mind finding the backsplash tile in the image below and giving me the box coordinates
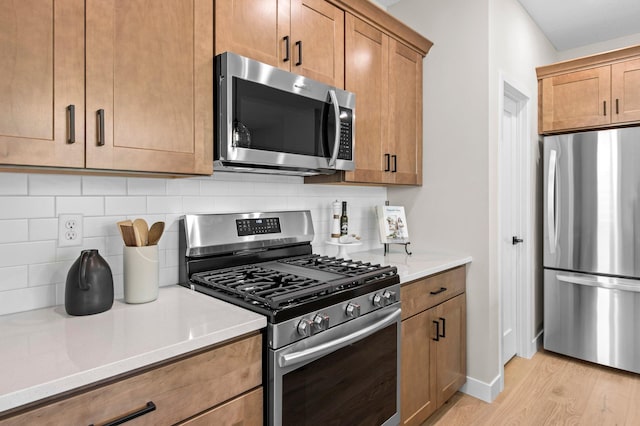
[0,172,387,316]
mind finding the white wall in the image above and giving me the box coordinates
[557,32,640,61]
[386,0,494,387]
[0,172,386,316]
[387,0,556,400]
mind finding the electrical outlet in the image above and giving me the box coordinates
[58,214,83,247]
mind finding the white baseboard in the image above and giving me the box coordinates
[459,374,501,403]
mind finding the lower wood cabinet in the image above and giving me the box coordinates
[0,333,262,425]
[401,267,466,426]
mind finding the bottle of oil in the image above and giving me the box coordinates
[340,201,348,236]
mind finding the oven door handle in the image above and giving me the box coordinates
[278,308,401,368]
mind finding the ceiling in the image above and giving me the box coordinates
[376,0,640,51]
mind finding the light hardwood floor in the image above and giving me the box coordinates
[422,349,640,425]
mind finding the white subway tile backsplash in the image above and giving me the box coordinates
[0,266,28,291]
[57,197,104,216]
[105,197,147,215]
[83,176,127,195]
[0,172,386,315]
[0,173,28,195]
[127,178,166,195]
[29,218,59,241]
[29,175,81,196]
[167,178,200,196]
[0,197,55,219]
[0,285,57,316]
[0,220,28,243]
[28,261,71,287]
[0,241,56,268]
[147,196,182,214]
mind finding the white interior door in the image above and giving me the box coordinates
[501,95,520,364]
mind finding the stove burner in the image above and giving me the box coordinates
[190,255,397,312]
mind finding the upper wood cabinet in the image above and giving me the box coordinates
[85,0,213,174]
[0,0,85,168]
[306,14,427,186]
[537,45,640,134]
[216,0,344,87]
[0,0,213,175]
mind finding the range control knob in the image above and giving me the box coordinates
[382,290,396,304]
[346,302,361,318]
[297,318,314,337]
[373,293,385,308]
[312,313,330,332]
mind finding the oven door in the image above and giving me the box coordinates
[269,304,401,426]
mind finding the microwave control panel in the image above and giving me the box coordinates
[338,108,353,161]
[236,217,282,236]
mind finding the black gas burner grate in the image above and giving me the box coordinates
[278,254,392,276]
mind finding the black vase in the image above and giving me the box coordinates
[65,249,114,316]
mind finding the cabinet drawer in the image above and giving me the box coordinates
[2,333,262,426]
[180,387,262,426]
[401,266,465,320]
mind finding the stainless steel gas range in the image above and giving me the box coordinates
[179,210,401,426]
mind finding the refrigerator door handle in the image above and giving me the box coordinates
[547,149,558,254]
[557,273,640,293]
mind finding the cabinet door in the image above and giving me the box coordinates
[290,0,344,87]
[611,58,640,124]
[387,39,422,185]
[180,387,263,426]
[85,0,213,175]
[401,310,437,426]
[344,15,388,184]
[215,0,290,70]
[541,67,611,133]
[434,293,466,407]
[0,0,84,168]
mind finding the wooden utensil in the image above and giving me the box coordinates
[116,220,133,241]
[133,218,149,246]
[148,221,165,246]
[120,224,137,247]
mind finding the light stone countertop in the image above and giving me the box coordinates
[0,286,266,414]
[0,249,471,415]
[345,248,472,284]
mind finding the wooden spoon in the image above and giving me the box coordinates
[148,221,165,246]
[116,220,133,241]
[133,218,149,246]
[120,224,137,247]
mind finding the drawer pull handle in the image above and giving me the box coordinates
[432,320,440,341]
[430,287,447,295]
[90,401,156,426]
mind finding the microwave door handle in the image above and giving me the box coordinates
[328,89,341,168]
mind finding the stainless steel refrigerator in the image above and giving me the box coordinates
[543,127,640,374]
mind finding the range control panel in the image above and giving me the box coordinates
[236,217,281,236]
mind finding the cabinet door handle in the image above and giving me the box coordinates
[97,109,105,146]
[430,287,447,295]
[384,153,390,172]
[432,320,440,341]
[295,40,302,66]
[616,98,619,115]
[67,105,75,144]
[603,100,607,116]
[439,317,446,338]
[89,401,156,426]
[392,155,397,172]
[283,36,290,62]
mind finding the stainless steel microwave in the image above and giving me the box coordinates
[215,52,355,176]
